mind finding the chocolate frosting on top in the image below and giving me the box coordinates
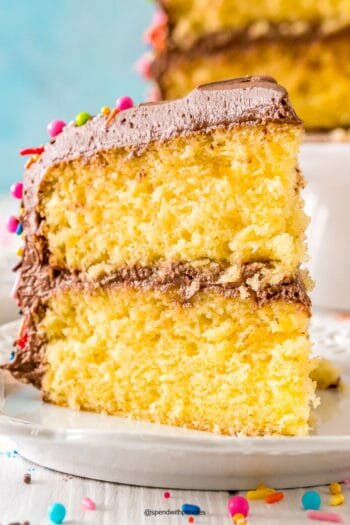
[26,76,301,184]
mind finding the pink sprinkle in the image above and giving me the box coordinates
[135,55,152,79]
[82,497,96,511]
[116,96,134,111]
[6,215,19,233]
[343,479,350,485]
[306,510,344,523]
[47,120,66,138]
[228,496,249,518]
[163,491,170,499]
[10,182,23,200]
[153,10,167,26]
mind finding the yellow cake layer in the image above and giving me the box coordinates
[40,287,315,436]
[158,33,350,130]
[161,0,350,48]
[41,123,306,280]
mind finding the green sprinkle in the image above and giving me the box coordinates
[75,112,91,126]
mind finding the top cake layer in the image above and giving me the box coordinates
[24,75,300,235]
[26,75,299,176]
[159,0,350,48]
[18,77,306,304]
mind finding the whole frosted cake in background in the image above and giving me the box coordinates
[143,1,350,130]
[5,76,317,436]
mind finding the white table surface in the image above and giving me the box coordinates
[0,439,349,524]
[0,196,349,524]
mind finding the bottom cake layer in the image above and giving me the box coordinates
[17,286,315,437]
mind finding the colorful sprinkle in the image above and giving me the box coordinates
[232,514,247,525]
[163,491,170,499]
[330,493,345,506]
[116,96,134,111]
[144,10,168,51]
[181,503,200,515]
[48,502,66,523]
[23,473,31,484]
[82,497,96,511]
[306,510,344,523]
[265,491,284,504]
[16,333,28,350]
[20,146,45,156]
[16,223,23,236]
[75,112,91,126]
[101,106,111,116]
[188,518,194,524]
[343,479,350,485]
[10,351,15,361]
[330,483,342,495]
[10,182,23,199]
[228,496,249,518]
[47,120,66,138]
[302,491,321,511]
[247,487,275,500]
[6,215,19,233]
[24,154,39,169]
[135,54,152,79]
[153,10,167,26]
[105,107,120,128]
[16,245,24,257]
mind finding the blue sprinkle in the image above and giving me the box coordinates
[302,490,321,510]
[16,223,23,235]
[182,503,201,515]
[48,502,66,524]
[10,351,15,361]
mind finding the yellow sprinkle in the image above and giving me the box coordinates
[19,207,24,217]
[329,482,342,495]
[232,514,246,525]
[330,493,345,506]
[101,105,111,116]
[105,106,121,128]
[246,488,275,500]
[24,154,39,170]
[16,246,24,257]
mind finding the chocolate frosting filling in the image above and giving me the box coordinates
[7,261,310,389]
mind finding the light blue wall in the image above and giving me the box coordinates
[0,0,154,193]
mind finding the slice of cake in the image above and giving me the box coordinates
[145,2,350,130]
[6,77,317,436]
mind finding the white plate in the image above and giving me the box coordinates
[0,312,350,490]
[301,141,350,310]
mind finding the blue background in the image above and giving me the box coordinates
[0,0,153,193]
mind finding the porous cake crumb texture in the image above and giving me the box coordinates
[41,124,306,279]
[41,288,316,436]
